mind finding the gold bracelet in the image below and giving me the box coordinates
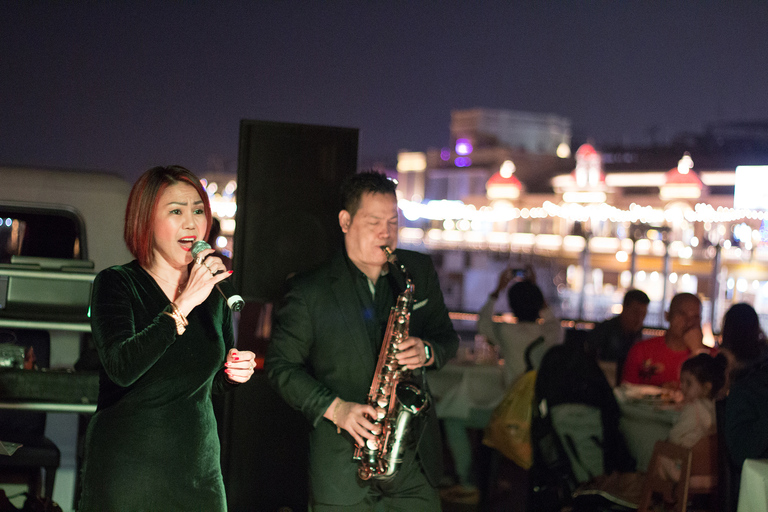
[332,399,344,434]
[170,303,188,327]
[163,302,188,335]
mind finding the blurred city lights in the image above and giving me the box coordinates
[500,160,516,178]
[556,142,571,158]
[455,138,473,155]
[454,156,472,167]
[677,152,694,175]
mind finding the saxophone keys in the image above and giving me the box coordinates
[366,439,379,450]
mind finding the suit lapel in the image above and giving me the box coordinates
[328,254,376,372]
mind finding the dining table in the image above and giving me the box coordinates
[614,383,681,472]
[737,458,768,512]
[427,353,507,427]
[426,350,508,492]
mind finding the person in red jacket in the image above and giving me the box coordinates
[622,292,711,388]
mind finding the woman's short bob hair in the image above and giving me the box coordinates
[124,165,212,268]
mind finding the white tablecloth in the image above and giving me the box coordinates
[614,386,680,472]
[738,459,768,512]
[426,360,506,421]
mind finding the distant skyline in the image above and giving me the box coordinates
[2,2,767,183]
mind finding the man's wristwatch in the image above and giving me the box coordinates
[423,343,432,364]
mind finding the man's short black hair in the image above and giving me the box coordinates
[623,289,650,308]
[507,280,545,322]
[340,171,397,218]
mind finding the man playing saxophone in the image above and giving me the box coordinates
[266,171,459,511]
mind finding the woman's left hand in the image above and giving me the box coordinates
[224,348,256,383]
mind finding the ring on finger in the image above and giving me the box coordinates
[195,256,205,265]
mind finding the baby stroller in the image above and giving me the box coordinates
[528,331,635,512]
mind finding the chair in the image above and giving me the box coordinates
[638,434,718,512]
[689,433,718,503]
[0,329,61,501]
[638,440,691,512]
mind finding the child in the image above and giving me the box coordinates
[668,353,728,448]
[657,353,727,484]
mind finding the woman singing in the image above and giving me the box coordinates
[79,165,255,511]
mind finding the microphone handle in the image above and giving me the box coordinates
[212,270,244,311]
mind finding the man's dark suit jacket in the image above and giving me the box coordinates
[266,249,459,505]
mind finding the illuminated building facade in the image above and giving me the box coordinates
[397,111,768,334]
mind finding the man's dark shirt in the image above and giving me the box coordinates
[345,254,400,351]
[587,315,643,384]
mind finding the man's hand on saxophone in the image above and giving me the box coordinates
[395,337,435,369]
[323,397,381,447]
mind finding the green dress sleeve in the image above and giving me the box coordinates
[91,267,179,387]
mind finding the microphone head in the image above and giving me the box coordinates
[191,240,212,259]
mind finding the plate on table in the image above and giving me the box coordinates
[620,383,664,401]
[620,383,679,407]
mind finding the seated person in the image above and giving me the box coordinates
[622,292,712,388]
[720,303,768,501]
[670,353,727,448]
[477,267,563,387]
[587,289,649,386]
[440,268,560,501]
[646,353,727,481]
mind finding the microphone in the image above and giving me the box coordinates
[191,240,244,312]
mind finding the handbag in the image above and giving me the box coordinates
[482,369,537,469]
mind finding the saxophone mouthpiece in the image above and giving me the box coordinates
[382,246,395,262]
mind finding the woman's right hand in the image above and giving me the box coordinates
[174,247,232,317]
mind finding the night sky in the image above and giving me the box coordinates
[2,2,767,183]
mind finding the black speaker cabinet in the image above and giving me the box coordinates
[233,119,359,303]
[220,120,358,511]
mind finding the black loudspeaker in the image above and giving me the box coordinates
[233,119,359,303]
[215,374,311,512]
[219,120,358,511]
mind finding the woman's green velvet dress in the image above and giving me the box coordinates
[79,260,235,511]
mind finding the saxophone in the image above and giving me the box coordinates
[353,246,429,480]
